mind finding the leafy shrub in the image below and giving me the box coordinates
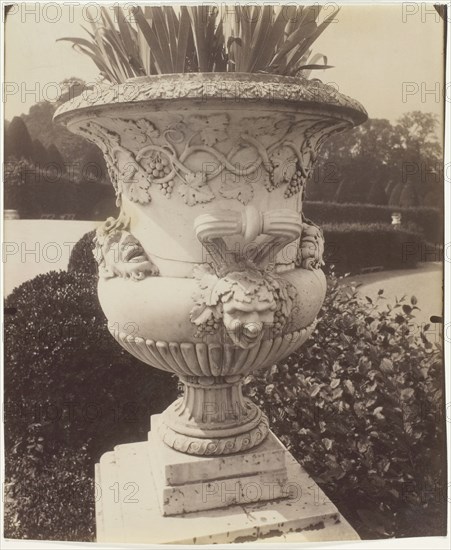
[323,223,424,274]
[4,157,35,212]
[304,201,443,243]
[244,277,445,539]
[4,446,94,541]
[68,230,97,275]
[4,270,178,540]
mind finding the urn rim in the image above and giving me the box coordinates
[53,72,368,126]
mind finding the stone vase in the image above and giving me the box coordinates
[55,73,367,457]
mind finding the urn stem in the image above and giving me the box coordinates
[158,376,270,455]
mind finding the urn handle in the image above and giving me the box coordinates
[194,206,302,272]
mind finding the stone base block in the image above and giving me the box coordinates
[148,414,289,514]
[95,424,360,544]
[149,415,287,485]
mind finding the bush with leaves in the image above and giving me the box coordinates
[68,230,98,275]
[323,223,424,274]
[304,201,443,243]
[4,270,178,540]
[244,277,445,539]
[4,446,94,541]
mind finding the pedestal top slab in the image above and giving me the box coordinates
[150,414,286,485]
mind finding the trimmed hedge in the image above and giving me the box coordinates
[4,271,178,540]
[68,230,98,276]
[323,223,425,274]
[5,179,115,220]
[304,202,443,243]
[4,446,94,541]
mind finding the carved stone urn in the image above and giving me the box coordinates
[55,73,367,458]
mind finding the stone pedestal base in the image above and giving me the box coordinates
[95,415,360,544]
[149,415,288,515]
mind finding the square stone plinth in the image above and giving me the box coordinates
[95,427,360,544]
[148,415,289,514]
[148,415,287,516]
[149,415,287,486]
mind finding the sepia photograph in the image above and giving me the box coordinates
[1,1,449,547]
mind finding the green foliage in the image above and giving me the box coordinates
[74,182,118,221]
[31,139,50,166]
[244,278,445,538]
[322,223,423,274]
[4,271,178,540]
[68,230,98,276]
[304,201,443,243]
[307,113,442,208]
[366,181,387,206]
[224,5,337,75]
[388,183,403,207]
[3,155,115,219]
[59,5,336,83]
[5,116,33,160]
[399,183,419,208]
[20,88,109,174]
[4,157,35,211]
[4,446,94,541]
[4,77,113,219]
[80,145,109,183]
[47,143,65,171]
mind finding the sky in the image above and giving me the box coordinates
[3,3,446,126]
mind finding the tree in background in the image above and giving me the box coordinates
[388,183,403,207]
[399,183,419,208]
[32,139,49,166]
[18,77,108,181]
[4,77,114,219]
[80,146,108,183]
[367,180,388,205]
[394,111,442,204]
[47,144,66,172]
[308,112,442,208]
[4,79,114,219]
[5,117,33,161]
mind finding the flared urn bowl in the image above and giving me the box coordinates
[55,73,367,455]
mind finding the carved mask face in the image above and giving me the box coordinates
[102,230,147,265]
[98,230,156,280]
[222,294,276,349]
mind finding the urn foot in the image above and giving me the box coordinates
[158,375,270,455]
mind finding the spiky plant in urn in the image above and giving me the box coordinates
[55,5,367,539]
